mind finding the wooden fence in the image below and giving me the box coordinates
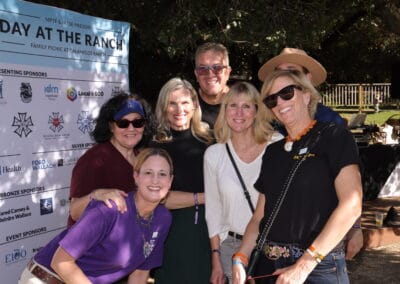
[321,83,396,108]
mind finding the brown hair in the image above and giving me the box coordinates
[134,148,173,176]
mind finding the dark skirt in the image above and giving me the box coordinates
[154,205,211,284]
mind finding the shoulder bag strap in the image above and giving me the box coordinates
[226,143,255,213]
[247,123,333,276]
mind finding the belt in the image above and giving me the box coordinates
[27,259,64,284]
[228,231,243,240]
[263,241,345,261]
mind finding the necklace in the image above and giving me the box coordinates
[134,197,155,258]
[284,120,317,152]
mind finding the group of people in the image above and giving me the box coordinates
[19,43,363,284]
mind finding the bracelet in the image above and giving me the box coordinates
[211,249,221,255]
[232,252,248,267]
[232,259,245,267]
[307,245,325,263]
[352,224,361,229]
[193,193,199,225]
[306,249,321,263]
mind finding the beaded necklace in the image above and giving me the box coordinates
[134,198,155,258]
[284,120,317,152]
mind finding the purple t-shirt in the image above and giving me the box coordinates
[35,192,171,283]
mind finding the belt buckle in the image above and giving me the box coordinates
[27,259,36,271]
[263,244,290,260]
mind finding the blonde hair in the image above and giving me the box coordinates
[154,77,214,144]
[260,70,321,122]
[214,81,274,144]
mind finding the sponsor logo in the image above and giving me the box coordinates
[4,247,27,264]
[48,112,64,132]
[77,111,95,134]
[20,82,32,103]
[78,89,104,97]
[32,159,58,170]
[40,198,53,215]
[66,86,77,101]
[12,112,34,137]
[111,86,122,96]
[0,164,22,176]
[44,83,59,100]
[56,156,79,167]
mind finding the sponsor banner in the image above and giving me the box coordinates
[0,0,130,282]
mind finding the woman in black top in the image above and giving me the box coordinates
[151,77,214,284]
[232,70,362,284]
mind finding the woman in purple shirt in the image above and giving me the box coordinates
[19,148,173,284]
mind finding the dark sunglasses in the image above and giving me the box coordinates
[195,65,227,76]
[263,84,302,109]
[114,118,146,129]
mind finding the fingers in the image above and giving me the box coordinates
[95,189,128,213]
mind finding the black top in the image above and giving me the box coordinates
[150,129,208,193]
[254,122,360,247]
[198,95,221,128]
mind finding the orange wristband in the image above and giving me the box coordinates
[232,252,248,267]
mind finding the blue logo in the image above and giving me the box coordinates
[4,248,27,264]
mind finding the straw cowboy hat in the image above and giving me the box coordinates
[258,47,327,86]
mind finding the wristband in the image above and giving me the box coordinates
[352,224,361,229]
[232,252,248,267]
[307,245,325,263]
[193,193,199,224]
[211,249,221,255]
[232,259,245,267]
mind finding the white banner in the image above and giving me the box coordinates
[0,1,130,282]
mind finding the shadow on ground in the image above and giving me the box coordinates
[347,243,400,283]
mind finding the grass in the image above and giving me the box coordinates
[334,108,399,126]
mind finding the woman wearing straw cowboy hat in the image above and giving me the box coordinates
[232,69,362,284]
[258,47,345,127]
[257,48,363,260]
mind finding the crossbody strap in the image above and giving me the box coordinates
[226,143,255,213]
[254,122,334,251]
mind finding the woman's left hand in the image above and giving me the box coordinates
[273,254,317,284]
[92,189,129,213]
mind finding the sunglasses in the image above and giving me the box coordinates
[195,65,227,76]
[263,84,302,109]
[114,118,146,129]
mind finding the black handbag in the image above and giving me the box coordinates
[246,123,332,278]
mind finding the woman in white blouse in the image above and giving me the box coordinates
[204,81,283,283]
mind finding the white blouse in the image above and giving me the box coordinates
[204,132,283,242]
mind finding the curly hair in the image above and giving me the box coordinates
[91,92,155,150]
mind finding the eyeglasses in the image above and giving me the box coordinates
[263,84,302,109]
[195,65,227,76]
[114,118,146,128]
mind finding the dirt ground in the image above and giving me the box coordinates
[347,242,400,283]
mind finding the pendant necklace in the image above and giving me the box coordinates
[284,120,317,152]
[134,198,155,258]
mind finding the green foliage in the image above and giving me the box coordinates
[28,0,400,102]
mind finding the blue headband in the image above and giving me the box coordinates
[113,99,145,120]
